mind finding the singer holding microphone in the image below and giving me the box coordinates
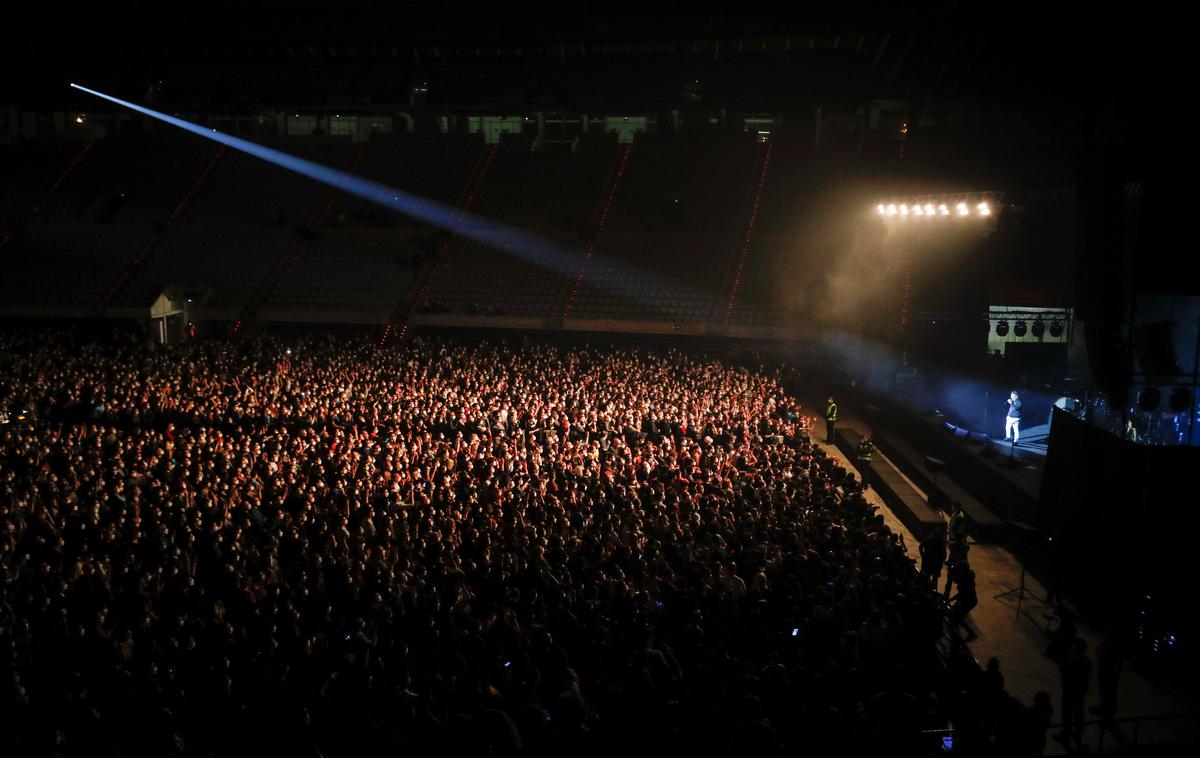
[1005,390,1022,445]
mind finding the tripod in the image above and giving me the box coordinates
[993,521,1049,619]
[993,562,1046,618]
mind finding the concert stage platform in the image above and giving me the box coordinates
[982,421,1050,462]
[856,394,1043,528]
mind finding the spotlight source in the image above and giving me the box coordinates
[1049,321,1065,338]
[887,204,897,216]
[1014,320,1027,337]
[957,202,969,216]
[996,320,1009,337]
[899,204,909,216]
[977,202,991,216]
[939,204,949,216]
[877,204,886,215]
[1032,320,1045,338]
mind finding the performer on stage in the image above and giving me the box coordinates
[1005,390,1022,444]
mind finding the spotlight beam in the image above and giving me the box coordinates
[69,82,679,299]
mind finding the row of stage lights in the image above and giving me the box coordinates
[994,319,1064,338]
[877,201,991,218]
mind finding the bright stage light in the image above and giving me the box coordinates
[877,197,995,221]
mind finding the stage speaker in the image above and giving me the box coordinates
[1137,387,1161,411]
[1134,320,1183,376]
[1169,386,1194,413]
[1083,320,1132,404]
[1053,396,1080,414]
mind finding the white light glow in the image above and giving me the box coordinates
[899,204,909,215]
[877,204,887,215]
[939,204,950,216]
[956,202,969,216]
[977,202,991,216]
[913,205,924,216]
[887,204,898,216]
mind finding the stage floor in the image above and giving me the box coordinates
[985,422,1050,460]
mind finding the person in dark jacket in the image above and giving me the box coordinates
[1005,391,1023,444]
[949,565,978,640]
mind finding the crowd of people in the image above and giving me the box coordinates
[1,330,1050,756]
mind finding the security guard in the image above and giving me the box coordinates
[824,395,838,443]
[947,502,969,543]
[856,434,874,462]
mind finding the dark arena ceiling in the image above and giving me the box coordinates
[2,1,1153,112]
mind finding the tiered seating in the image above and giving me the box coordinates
[423,239,577,316]
[468,138,614,230]
[603,134,758,235]
[570,234,728,322]
[338,136,485,225]
[114,227,290,309]
[0,224,149,307]
[182,140,352,228]
[269,230,417,314]
[420,138,614,317]
[4,131,816,330]
[108,136,218,225]
[27,135,213,226]
[561,135,760,323]
[0,141,88,225]
[726,234,791,327]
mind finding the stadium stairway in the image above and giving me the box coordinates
[561,142,633,317]
[386,142,497,343]
[100,144,228,306]
[722,139,773,325]
[243,142,370,317]
[0,141,95,255]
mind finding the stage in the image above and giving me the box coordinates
[983,421,1050,461]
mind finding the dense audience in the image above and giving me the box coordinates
[1,331,1042,756]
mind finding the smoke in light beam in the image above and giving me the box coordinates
[69,82,678,295]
